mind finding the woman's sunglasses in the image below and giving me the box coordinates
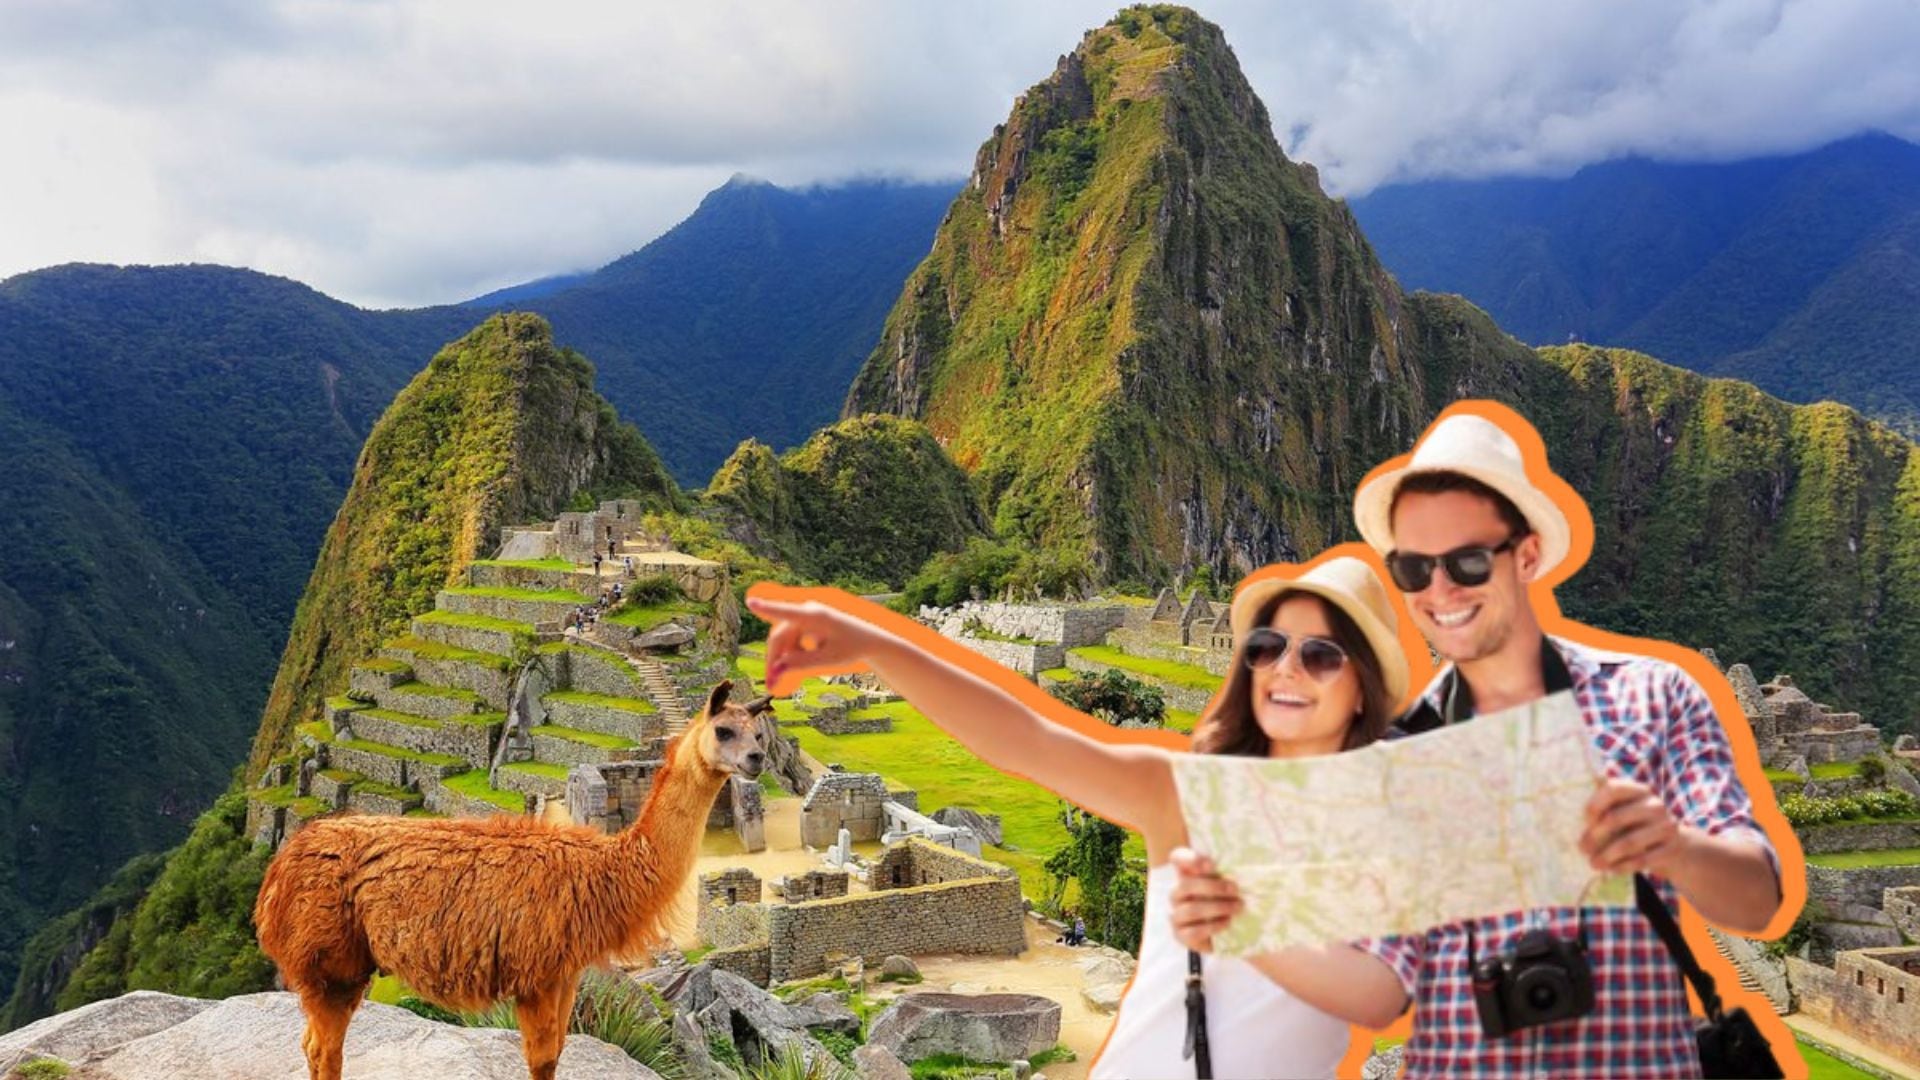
[1242,628,1349,682]
[1385,536,1520,592]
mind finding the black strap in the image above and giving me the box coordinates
[1183,949,1212,1078]
[1633,873,1724,1020]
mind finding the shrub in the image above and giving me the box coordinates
[1859,756,1888,785]
[462,969,682,1079]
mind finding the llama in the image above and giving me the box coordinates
[255,679,775,1080]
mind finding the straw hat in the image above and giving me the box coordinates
[1229,557,1410,703]
[1352,414,1571,581]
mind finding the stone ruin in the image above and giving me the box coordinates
[797,771,980,856]
[695,837,1026,986]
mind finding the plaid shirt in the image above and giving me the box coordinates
[1357,636,1779,1079]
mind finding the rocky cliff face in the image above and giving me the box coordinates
[848,5,1920,731]
[248,313,680,774]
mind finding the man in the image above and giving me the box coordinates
[1170,410,1785,1077]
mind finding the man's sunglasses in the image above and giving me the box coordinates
[1385,536,1520,592]
[1242,628,1349,682]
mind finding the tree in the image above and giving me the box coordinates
[1050,669,1165,728]
[1041,672,1158,947]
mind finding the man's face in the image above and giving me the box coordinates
[1390,489,1541,663]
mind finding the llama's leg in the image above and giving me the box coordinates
[297,982,365,1080]
[515,977,581,1080]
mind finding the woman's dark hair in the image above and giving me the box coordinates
[1190,591,1394,757]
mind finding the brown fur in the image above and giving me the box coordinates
[255,681,773,1080]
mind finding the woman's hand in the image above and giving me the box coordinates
[1169,847,1243,954]
[747,594,894,694]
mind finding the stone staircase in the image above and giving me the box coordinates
[248,554,714,847]
[630,654,693,736]
[1709,932,1771,1001]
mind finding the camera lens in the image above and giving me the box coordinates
[1515,967,1570,1016]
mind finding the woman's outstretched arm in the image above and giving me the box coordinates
[750,591,1183,847]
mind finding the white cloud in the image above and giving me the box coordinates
[2,0,1917,306]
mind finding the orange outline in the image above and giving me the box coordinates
[749,398,1810,1080]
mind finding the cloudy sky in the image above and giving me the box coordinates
[3,0,1917,308]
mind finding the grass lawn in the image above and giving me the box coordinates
[737,651,1143,901]
[442,769,525,812]
[1068,645,1223,691]
[416,610,535,634]
[1810,761,1863,780]
[1806,847,1920,869]
[500,760,571,780]
[529,724,636,750]
[544,689,657,713]
[1763,767,1804,784]
[607,599,710,631]
[385,634,511,671]
[1797,1036,1894,1079]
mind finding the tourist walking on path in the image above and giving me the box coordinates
[751,550,1417,1079]
[1169,406,1797,1079]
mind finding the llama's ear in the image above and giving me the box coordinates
[705,680,733,717]
[745,695,773,715]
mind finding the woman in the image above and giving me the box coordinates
[750,554,1412,1079]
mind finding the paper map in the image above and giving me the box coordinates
[1171,691,1631,954]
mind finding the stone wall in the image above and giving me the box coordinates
[780,870,850,902]
[567,760,664,832]
[1788,956,1837,1022]
[1786,728,1884,764]
[1807,864,1920,909]
[707,942,772,987]
[699,901,771,951]
[554,645,648,699]
[808,708,895,735]
[929,601,1131,649]
[1106,628,1231,677]
[1799,821,1920,855]
[950,637,1066,678]
[767,875,1025,983]
[1887,887,1920,940]
[868,837,1016,891]
[800,773,891,847]
[729,776,766,852]
[701,867,762,906]
[1831,948,1920,1064]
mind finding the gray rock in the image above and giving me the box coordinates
[867,993,1060,1065]
[931,808,1003,847]
[880,955,921,981]
[1361,1044,1405,1080]
[1811,919,1903,964]
[853,1042,912,1080]
[711,970,809,1055]
[0,990,217,1073]
[671,1010,739,1080]
[1077,954,1135,1014]
[788,992,860,1035]
[633,623,697,651]
[15,991,656,1079]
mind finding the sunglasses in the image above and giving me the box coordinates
[1242,628,1349,682]
[1385,536,1520,592]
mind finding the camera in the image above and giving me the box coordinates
[1470,928,1595,1039]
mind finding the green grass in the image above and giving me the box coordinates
[415,609,536,635]
[605,599,708,631]
[1764,767,1803,784]
[358,657,410,674]
[529,724,637,750]
[1806,847,1920,869]
[384,634,512,672]
[471,557,578,572]
[252,785,330,818]
[354,706,440,729]
[445,585,590,604]
[325,695,364,713]
[318,768,356,784]
[1797,1035,1893,1079]
[441,770,527,812]
[330,732,466,768]
[1037,667,1074,682]
[1810,761,1864,780]
[1068,645,1223,691]
[544,689,657,713]
[1166,707,1200,733]
[500,760,571,780]
[758,770,789,797]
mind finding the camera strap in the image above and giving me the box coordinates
[1632,873,1723,1020]
[1182,949,1213,1078]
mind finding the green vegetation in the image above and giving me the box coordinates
[470,557,578,572]
[1068,646,1222,691]
[899,538,1093,611]
[708,415,987,588]
[445,585,589,603]
[1797,1035,1896,1079]
[384,634,512,672]
[1781,789,1919,826]
[500,761,571,781]
[543,690,657,713]
[414,609,537,637]
[1050,668,1166,727]
[1806,847,1920,869]
[1764,767,1804,784]
[358,657,410,674]
[441,771,527,813]
[14,1059,72,1079]
[1810,761,1864,781]
[462,969,684,1078]
[605,598,709,631]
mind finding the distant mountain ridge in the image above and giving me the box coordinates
[1350,133,1920,436]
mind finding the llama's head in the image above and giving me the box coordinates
[689,680,775,779]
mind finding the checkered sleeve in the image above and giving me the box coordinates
[1659,665,1781,882]
[1352,931,1424,1003]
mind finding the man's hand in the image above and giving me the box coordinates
[1168,847,1242,954]
[1580,778,1690,877]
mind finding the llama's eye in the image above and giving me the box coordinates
[715,726,736,741]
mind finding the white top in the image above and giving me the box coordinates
[1090,865,1350,1080]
